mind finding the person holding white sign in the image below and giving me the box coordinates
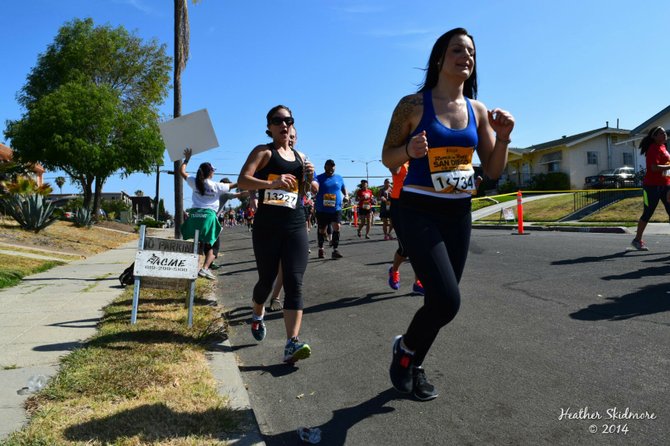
[238,105,318,364]
[179,148,230,280]
[381,27,514,401]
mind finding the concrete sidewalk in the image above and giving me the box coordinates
[0,231,264,445]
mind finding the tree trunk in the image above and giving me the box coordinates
[81,174,94,210]
[92,176,105,220]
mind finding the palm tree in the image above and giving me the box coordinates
[55,176,65,194]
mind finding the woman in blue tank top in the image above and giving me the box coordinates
[238,105,319,365]
[381,28,515,400]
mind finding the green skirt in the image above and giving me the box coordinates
[180,208,221,246]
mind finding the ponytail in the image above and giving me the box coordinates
[639,126,664,156]
[195,162,214,196]
[195,168,206,196]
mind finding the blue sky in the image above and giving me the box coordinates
[2,0,669,213]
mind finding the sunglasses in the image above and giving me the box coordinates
[269,116,295,126]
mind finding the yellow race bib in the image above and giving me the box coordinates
[427,146,476,193]
[264,174,299,208]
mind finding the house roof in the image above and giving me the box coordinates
[630,104,670,135]
[0,143,45,173]
[522,126,630,153]
[0,143,12,162]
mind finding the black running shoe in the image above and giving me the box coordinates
[412,366,438,401]
[331,249,343,259]
[251,319,266,341]
[389,335,414,393]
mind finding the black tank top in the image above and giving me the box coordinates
[254,144,305,229]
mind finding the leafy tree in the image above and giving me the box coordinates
[100,197,130,216]
[4,18,171,217]
[135,190,144,197]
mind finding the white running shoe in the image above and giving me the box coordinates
[198,268,216,280]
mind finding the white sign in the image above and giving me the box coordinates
[502,207,515,221]
[134,250,199,279]
[159,109,219,162]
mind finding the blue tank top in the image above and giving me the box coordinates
[403,90,478,199]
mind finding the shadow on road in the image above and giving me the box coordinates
[570,283,670,322]
[262,389,398,446]
[222,292,406,328]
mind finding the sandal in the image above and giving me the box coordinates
[269,297,283,312]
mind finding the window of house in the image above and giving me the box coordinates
[623,152,633,166]
[547,162,561,173]
[587,152,598,165]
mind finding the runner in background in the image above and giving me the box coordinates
[387,163,424,295]
[378,178,394,240]
[631,126,670,251]
[356,179,374,239]
[314,159,348,259]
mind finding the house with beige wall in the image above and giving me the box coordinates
[504,126,632,189]
[503,104,670,190]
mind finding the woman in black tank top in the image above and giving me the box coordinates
[237,105,319,364]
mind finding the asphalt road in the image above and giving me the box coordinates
[216,224,668,446]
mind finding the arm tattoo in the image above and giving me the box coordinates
[383,95,423,149]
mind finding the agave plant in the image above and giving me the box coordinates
[73,207,93,228]
[0,194,58,232]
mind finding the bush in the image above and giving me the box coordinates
[0,194,59,232]
[497,180,518,194]
[100,198,130,217]
[529,172,570,191]
[137,217,164,228]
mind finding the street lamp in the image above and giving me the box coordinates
[351,159,382,184]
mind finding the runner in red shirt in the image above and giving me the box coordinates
[356,180,375,239]
[632,126,670,250]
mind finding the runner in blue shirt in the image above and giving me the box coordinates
[314,159,349,259]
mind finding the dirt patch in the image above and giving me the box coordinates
[0,218,138,257]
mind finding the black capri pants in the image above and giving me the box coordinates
[389,198,408,258]
[397,194,471,366]
[251,224,308,310]
[640,184,670,222]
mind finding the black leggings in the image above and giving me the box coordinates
[389,199,408,257]
[640,185,670,222]
[251,225,308,310]
[397,198,471,366]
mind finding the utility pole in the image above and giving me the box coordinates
[172,0,189,238]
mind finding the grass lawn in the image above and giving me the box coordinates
[0,253,65,289]
[3,283,243,446]
[474,191,670,224]
[0,219,137,289]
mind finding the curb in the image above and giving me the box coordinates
[203,295,266,446]
[472,224,630,234]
